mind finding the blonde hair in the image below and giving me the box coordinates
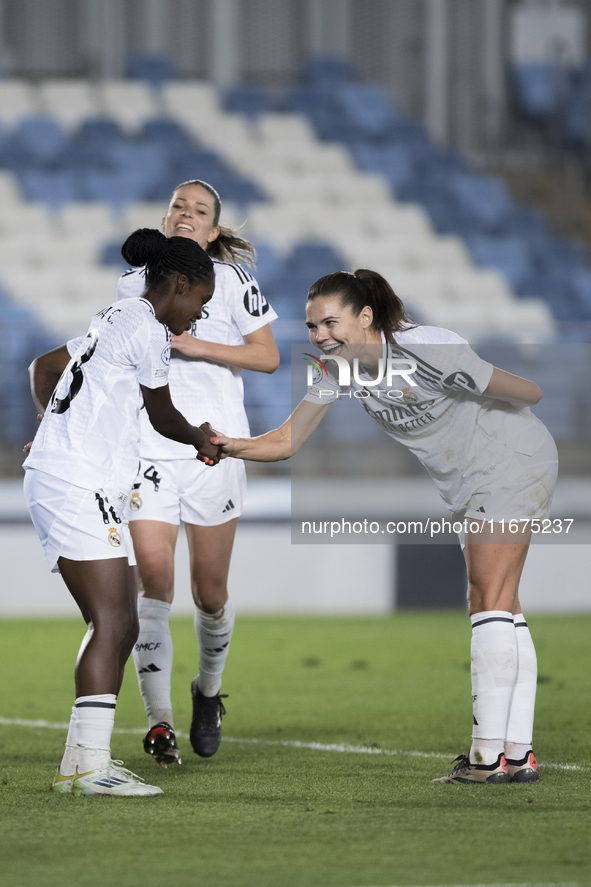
[173,179,256,266]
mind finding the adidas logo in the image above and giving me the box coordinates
[205,642,230,654]
[476,506,486,513]
[138,663,162,674]
[222,499,235,513]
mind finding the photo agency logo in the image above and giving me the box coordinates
[303,352,419,401]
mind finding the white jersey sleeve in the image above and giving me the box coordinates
[117,268,146,301]
[66,336,84,357]
[394,341,494,397]
[218,261,278,337]
[303,364,340,405]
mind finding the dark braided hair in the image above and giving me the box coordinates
[307,269,416,344]
[121,228,214,290]
[173,179,256,266]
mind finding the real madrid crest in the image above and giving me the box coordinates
[402,386,418,404]
[130,490,143,511]
[108,527,122,548]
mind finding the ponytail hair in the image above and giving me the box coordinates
[306,269,416,343]
[173,179,257,266]
[121,228,214,290]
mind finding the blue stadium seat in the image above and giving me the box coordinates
[449,174,513,229]
[74,117,126,147]
[19,170,80,207]
[349,144,415,189]
[224,86,274,116]
[251,241,285,289]
[466,235,534,289]
[100,240,128,269]
[569,269,591,313]
[126,54,177,88]
[54,141,110,172]
[560,64,591,147]
[107,143,168,181]
[516,275,590,321]
[285,242,345,279]
[16,115,66,160]
[513,63,569,121]
[334,84,398,138]
[304,56,355,84]
[81,169,153,207]
[263,277,311,318]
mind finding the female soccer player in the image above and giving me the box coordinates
[205,268,558,785]
[24,228,220,796]
[117,180,279,767]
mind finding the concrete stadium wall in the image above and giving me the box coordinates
[0,478,590,618]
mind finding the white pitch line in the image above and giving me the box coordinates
[0,717,585,771]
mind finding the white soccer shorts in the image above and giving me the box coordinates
[24,468,136,573]
[126,457,246,527]
[453,430,559,544]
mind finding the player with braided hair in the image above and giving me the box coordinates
[209,268,558,786]
[24,228,220,796]
[117,180,279,768]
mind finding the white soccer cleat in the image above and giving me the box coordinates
[51,766,74,794]
[71,760,164,797]
[433,753,510,784]
[507,750,539,783]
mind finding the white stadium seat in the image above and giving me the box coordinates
[161,82,221,119]
[97,80,159,133]
[59,203,118,239]
[0,171,24,204]
[0,203,54,236]
[0,80,40,128]
[256,113,317,145]
[122,202,169,235]
[38,80,100,131]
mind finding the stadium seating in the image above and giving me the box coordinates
[125,54,177,89]
[1,57,590,451]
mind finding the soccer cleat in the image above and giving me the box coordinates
[71,760,164,797]
[507,750,539,783]
[143,722,181,769]
[433,753,510,784]
[189,679,228,758]
[51,766,74,794]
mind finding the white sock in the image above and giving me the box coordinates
[470,610,517,766]
[59,706,78,776]
[75,622,94,669]
[75,694,116,772]
[133,598,174,729]
[60,624,96,775]
[195,598,235,697]
[505,613,537,761]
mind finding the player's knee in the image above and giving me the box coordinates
[193,582,228,613]
[138,562,174,600]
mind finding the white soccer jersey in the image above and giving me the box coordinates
[24,298,170,511]
[117,260,278,459]
[304,326,549,513]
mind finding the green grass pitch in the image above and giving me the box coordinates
[1,613,590,887]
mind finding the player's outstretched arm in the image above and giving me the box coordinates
[141,384,221,465]
[209,399,331,462]
[484,367,542,407]
[29,345,71,414]
[171,324,280,374]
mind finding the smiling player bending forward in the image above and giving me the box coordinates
[202,269,557,785]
